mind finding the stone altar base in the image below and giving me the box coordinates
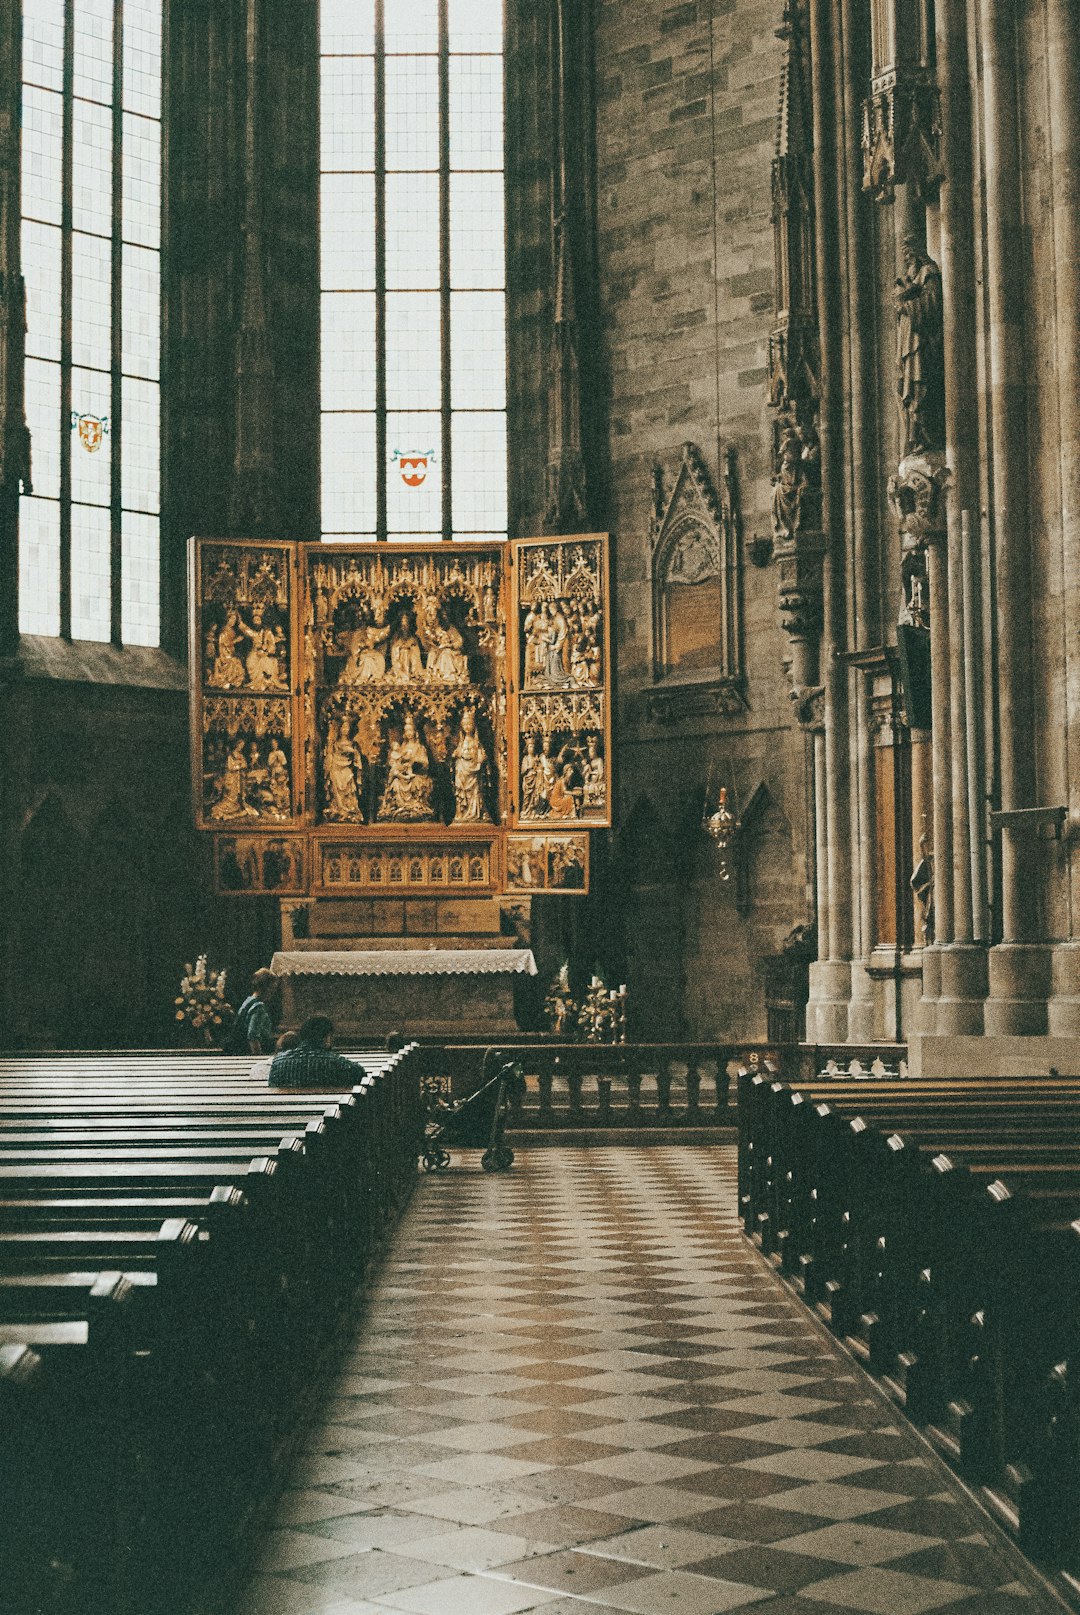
[273,896,536,1040]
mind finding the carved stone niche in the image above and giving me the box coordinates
[646,443,746,724]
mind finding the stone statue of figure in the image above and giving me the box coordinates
[895,238,944,457]
[378,712,435,821]
[452,708,490,823]
[772,426,806,541]
[428,617,469,684]
[389,609,425,684]
[324,715,364,821]
[340,620,389,685]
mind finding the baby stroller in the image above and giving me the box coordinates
[421,1050,523,1173]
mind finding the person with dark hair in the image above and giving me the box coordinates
[385,1030,406,1054]
[226,967,277,1054]
[268,1015,366,1087]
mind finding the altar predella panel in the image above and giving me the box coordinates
[189,536,611,897]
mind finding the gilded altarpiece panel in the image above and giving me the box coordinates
[191,541,301,833]
[510,535,611,829]
[189,536,611,895]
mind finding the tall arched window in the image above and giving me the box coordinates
[319,0,506,543]
[19,0,162,645]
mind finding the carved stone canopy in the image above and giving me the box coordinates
[648,443,745,718]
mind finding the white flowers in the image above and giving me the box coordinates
[176,954,232,1038]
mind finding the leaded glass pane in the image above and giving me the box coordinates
[122,244,160,380]
[21,86,63,226]
[121,510,160,645]
[321,0,375,55]
[321,413,377,535]
[451,412,507,533]
[320,172,377,290]
[385,293,441,411]
[24,359,61,500]
[72,230,113,371]
[321,293,377,411]
[386,411,442,533]
[385,172,440,290]
[122,113,161,249]
[448,0,503,53]
[451,293,506,411]
[22,220,62,360]
[448,57,503,170]
[321,55,375,172]
[73,0,113,105]
[70,365,112,507]
[72,99,113,237]
[385,57,440,171]
[19,497,61,636]
[384,0,438,54]
[122,0,162,118]
[70,502,111,641]
[121,376,160,513]
[22,0,64,92]
[449,172,505,290]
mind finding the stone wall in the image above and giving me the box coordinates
[594,0,807,1038]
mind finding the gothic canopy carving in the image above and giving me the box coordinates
[647,443,745,722]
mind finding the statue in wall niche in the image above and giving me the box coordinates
[324,715,364,821]
[910,821,935,944]
[520,731,542,817]
[378,713,435,821]
[452,708,490,823]
[895,238,944,457]
[772,422,815,541]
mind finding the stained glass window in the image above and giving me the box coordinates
[319,0,507,542]
[19,0,162,646]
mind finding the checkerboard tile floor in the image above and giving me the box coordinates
[228,1147,1065,1615]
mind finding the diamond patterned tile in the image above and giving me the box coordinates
[223,1149,1062,1615]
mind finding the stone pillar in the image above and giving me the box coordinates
[1046,0,1080,1035]
[980,0,1048,1034]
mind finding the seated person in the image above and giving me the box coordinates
[268,1014,366,1087]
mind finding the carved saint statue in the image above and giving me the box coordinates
[267,738,291,818]
[241,606,285,691]
[211,739,258,820]
[772,425,808,541]
[340,620,389,686]
[520,732,542,817]
[389,609,425,684]
[452,707,490,823]
[428,617,469,684]
[209,610,247,687]
[378,712,435,821]
[523,602,549,686]
[548,762,580,821]
[895,238,944,457]
[582,734,606,815]
[324,716,364,821]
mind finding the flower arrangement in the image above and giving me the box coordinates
[544,964,628,1044]
[544,962,577,1036]
[176,955,233,1046]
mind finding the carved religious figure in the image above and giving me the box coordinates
[209,610,247,688]
[378,713,435,821]
[340,620,389,686]
[267,737,291,817]
[548,762,580,821]
[894,239,944,456]
[241,606,285,690]
[452,708,490,823]
[544,600,573,688]
[523,603,549,686]
[772,424,812,541]
[211,740,258,820]
[520,732,542,817]
[429,616,469,684]
[324,716,364,821]
[536,735,559,813]
[389,609,425,684]
[582,734,606,815]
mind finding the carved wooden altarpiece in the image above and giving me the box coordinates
[189,536,611,897]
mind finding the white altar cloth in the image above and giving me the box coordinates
[270,948,537,978]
